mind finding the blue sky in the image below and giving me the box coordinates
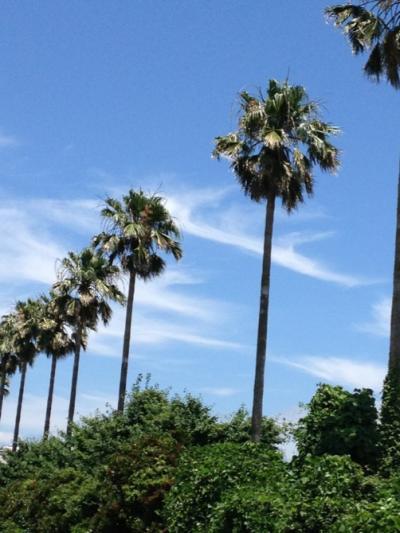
[1,0,400,444]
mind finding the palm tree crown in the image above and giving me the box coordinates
[93,189,182,278]
[0,314,18,377]
[327,1,400,88]
[0,314,19,420]
[213,79,340,209]
[38,292,75,360]
[13,299,43,365]
[53,248,125,330]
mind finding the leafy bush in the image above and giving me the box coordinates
[287,455,367,532]
[331,475,400,532]
[208,485,289,533]
[164,448,371,533]
[0,381,283,532]
[295,384,379,469]
[164,442,286,532]
[2,381,396,532]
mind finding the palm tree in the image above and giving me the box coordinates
[93,190,182,412]
[0,315,18,422]
[327,0,400,468]
[53,248,124,433]
[38,292,75,439]
[12,299,43,451]
[213,80,340,441]
[326,2,400,87]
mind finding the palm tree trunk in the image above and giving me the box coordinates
[0,367,6,422]
[251,192,276,442]
[43,353,57,439]
[67,324,82,435]
[117,271,136,412]
[388,169,400,375]
[12,362,27,452]
[381,168,400,462]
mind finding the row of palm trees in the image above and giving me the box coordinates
[0,80,341,449]
[2,0,400,452]
[0,191,182,450]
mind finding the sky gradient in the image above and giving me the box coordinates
[1,0,399,444]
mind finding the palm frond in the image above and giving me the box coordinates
[327,1,400,88]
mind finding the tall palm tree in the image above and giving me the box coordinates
[327,0,400,468]
[93,190,182,412]
[53,248,124,433]
[213,80,340,441]
[0,314,18,422]
[38,292,75,439]
[12,299,43,451]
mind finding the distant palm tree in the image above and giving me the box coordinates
[327,0,400,468]
[214,80,340,441]
[12,299,43,451]
[38,292,75,439]
[0,315,18,422]
[53,248,125,433]
[93,190,182,412]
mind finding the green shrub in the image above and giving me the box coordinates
[287,455,367,532]
[0,382,284,532]
[164,443,286,532]
[295,384,379,469]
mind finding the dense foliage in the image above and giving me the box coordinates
[0,380,282,532]
[1,382,400,532]
[295,384,379,470]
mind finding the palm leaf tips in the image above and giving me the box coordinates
[327,1,400,88]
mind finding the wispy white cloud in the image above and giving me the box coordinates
[0,185,370,360]
[199,387,239,397]
[274,355,385,390]
[0,131,19,148]
[0,391,113,445]
[91,303,244,356]
[0,207,64,285]
[0,185,370,288]
[134,270,220,322]
[30,198,100,234]
[165,189,371,287]
[0,198,238,352]
[356,297,391,337]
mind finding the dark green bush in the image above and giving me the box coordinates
[295,384,379,469]
[164,443,287,532]
[287,455,367,532]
